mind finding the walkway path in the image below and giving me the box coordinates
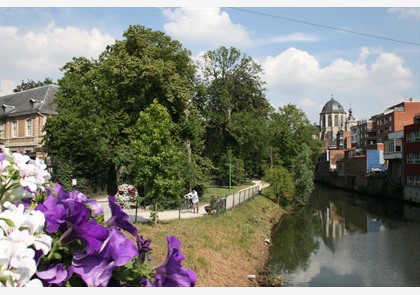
[98,180,268,223]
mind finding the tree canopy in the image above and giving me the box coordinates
[196,46,273,183]
[43,25,201,195]
[41,25,322,209]
[13,78,55,92]
[128,100,186,223]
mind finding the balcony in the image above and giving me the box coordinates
[384,138,402,160]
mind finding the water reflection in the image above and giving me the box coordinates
[268,183,420,287]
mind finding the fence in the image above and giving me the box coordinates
[206,183,263,216]
[225,185,261,210]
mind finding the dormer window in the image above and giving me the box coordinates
[30,99,42,109]
[2,104,15,113]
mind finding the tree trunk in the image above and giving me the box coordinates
[154,202,158,225]
[107,163,118,196]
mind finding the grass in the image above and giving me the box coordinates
[131,193,286,287]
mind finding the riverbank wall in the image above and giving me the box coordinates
[315,173,405,201]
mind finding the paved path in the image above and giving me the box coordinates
[98,180,268,223]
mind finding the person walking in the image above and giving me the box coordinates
[188,188,199,213]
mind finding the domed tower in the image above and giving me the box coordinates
[319,95,347,147]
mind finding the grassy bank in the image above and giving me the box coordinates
[133,194,286,287]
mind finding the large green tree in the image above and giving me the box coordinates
[128,100,185,224]
[196,46,272,183]
[269,104,322,168]
[267,104,322,205]
[290,143,315,205]
[262,166,296,206]
[43,25,200,194]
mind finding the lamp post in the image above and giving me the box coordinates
[229,154,232,193]
[184,109,191,190]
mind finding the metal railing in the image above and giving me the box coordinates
[226,185,260,209]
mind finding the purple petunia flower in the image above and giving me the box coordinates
[67,189,104,217]
[136,235,152,263]
[60,219,108,255]
[144,236,196,287]
[106,196,138,237]
[36,263,74,287]
[61,199,92,225]
[71,228,138,287]
[35,196,67,233]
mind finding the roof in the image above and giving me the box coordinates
[320,96,346,115]
[0,85,58,118]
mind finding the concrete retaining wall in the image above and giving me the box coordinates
[315,173,405,201]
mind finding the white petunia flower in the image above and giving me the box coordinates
[0,238,37,287]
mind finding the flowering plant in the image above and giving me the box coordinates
[115,184,138,209]
[0,145,196,287]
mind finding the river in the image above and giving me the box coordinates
[267,183,420,287]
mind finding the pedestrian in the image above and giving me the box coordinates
[188,188,199,213]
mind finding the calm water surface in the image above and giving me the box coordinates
[268,183,420,287]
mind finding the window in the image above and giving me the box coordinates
[407,152,420,164]
[12,121,18,138]
[0,123,4,139]
[328,115,332,127]
[26,118,32,136]
[407,174,420,186]
[407,130,420,143]
[334,114,339,127]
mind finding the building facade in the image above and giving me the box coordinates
[372,100,420,143]
[0,85,58,160]
[319,95,355,150]
[403,114,420,203]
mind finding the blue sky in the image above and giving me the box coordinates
[1,2,419,124]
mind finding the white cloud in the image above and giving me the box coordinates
[162,7,318,50]
[0,80,16,96]
[162,7,252,48]
[0,23,115,95]
[262,47,415,124]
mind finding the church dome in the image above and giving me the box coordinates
[320,96,346,115]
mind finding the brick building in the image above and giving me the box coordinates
[0,85,58,160]
[403,114,420,203]
[372,100,420,143]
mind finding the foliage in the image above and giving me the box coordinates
[262,166,295,206]
[128,100,186,223]
[265,104,322,207]
[13,78,54,92]
[290,143,315,205]
[0,146,195,287]
[40,24,320,207]
[269,104,322,169]
[196,46,272,181]
[43,25,198,196]
[51,159,74,191]
[177,105,214,196]
[215,150,246,186]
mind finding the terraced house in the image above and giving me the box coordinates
[0,84,58,161]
